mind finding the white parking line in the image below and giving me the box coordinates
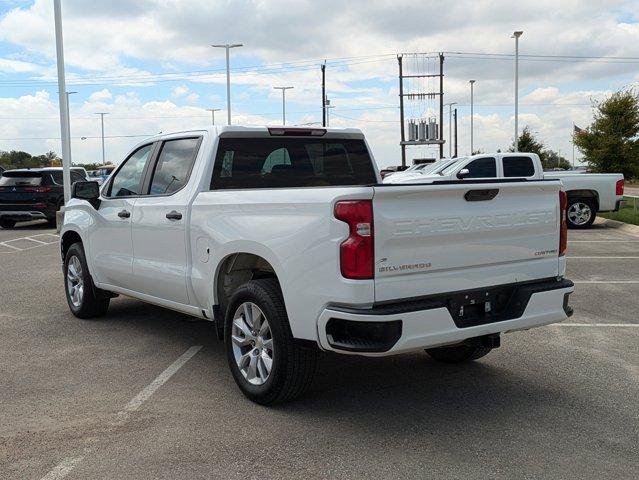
[40,456,84,480]
[0,233,59,253]
[39,345,203,480]
[569,256,639,259]
[568,240,639,243]
[555,323,639,327]
[573,280,639,284]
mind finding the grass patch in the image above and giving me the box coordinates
[599,196,639,225]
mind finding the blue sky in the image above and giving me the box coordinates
[0,0,638,167]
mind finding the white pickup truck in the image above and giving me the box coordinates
[385,153,624,229]
[61,127,574,404]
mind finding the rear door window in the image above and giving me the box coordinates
[464,157,496,178]
[149,137,200,195]
[211,138,376,189]
[503,156,535,177]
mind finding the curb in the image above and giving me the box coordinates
[594,216,639,236]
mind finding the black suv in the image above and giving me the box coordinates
[0,168,87,228]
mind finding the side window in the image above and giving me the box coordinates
[149,138,200,195]
[109,144,153,197]
[503,156,535,177]
[49,171,63,185]
[71,171,84,183]
[261,148,291,174]
[465,157,496,178]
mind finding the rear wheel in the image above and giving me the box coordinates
[567,198,596,229]
[64,242,110,318]
[0,219,16,229]
[426,344,493,363]
[225,279,318,404]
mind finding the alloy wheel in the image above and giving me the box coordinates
[231,302,274,385]
[66,255,84,308]
[567,201,592,226]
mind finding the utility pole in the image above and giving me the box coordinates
[211,43,243,125]
[54,0,71,204]
[453,108,458,158]
[273,86,293,125]
[321,61,326,127]
[326,103,335,127]
[95,113,108,166]
[398,55,406,168]
[469,80,476,154]
[206,108,221,125]
[444,102,457,158]
[512,31,523,151]
[439,53,445,159]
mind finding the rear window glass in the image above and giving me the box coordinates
[0,174,42,186]
[210,138,376,189]
[503,156,535,177]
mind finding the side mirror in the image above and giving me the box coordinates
[72,181,101,209]
[457,168,470,179]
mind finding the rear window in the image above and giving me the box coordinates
[503,156,535,177]
[0,173,42,186]
[210,138,377,189]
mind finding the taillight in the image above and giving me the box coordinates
[334,200,374,279]
[559,191,568,257]
[23,186,51,193]
[616,179,624,196]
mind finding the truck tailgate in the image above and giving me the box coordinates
[373,181,562,302]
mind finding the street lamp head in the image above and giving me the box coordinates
[469,79,476,84]
[212,43,243,48]
[512,31,523,38]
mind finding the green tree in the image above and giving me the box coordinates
[573,89,639,179]
[544,150,571,170]
[511,126,545,160]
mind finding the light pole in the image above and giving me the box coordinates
[95,112,108,165]
[206,108,221,125]
[54,0,71,204]
[444,102,457,158]
[65,91,77,167]
[469,80,476,154]
[211,43,243,125]
[512,30,523,151]
[273,86,293,125]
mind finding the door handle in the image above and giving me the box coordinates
[118,209,131,218]
[165,210,183,220]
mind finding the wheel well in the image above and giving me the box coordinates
[60,231,82,260]
[215,253,278,320]
[567,190,599,211]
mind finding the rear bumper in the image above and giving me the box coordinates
[0,203,55,221]
[316,278,574,356]
[0,210,49,221]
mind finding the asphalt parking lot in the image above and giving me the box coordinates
[1,221,638,480]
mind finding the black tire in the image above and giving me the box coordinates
[63,242,110,319]
[426,344,493,364]
[224,278,318,405]
[566,197,596,229]
[0,219,16,229]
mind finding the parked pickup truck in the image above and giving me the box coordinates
[60,127,574,404]
[385,153,624,228]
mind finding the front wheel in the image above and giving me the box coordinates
[426,344,493,363]
[567,198,596,229]
[64,242,110,318]
[225,279,318,404]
